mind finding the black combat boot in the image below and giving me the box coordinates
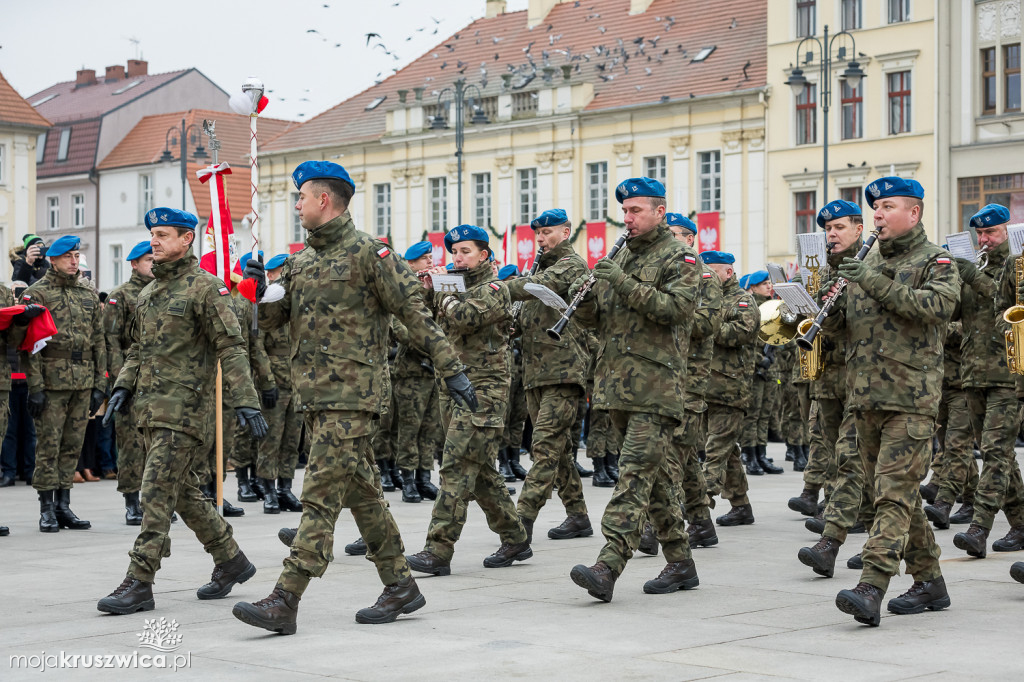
[262,479,280,514]
[798,536,842,578]
[483,540,533,567]
[716,504,755,526]
[197,551,257,599]
[277,478,303,512]
[886,576,951,614]
[953,523,989,558]
[847,553,863,569]
[278,527,297,547]
[793,445,808,472]
[992,525,1024,552]
[788,486,820,516]
[785,442,796,461]
[401,469,422,503]
[836,582,884,626]
[38,490,58,533]
[222,497,245,517]
[97,576,155,614]
[508,448,528,480]
[1011,562,1024,583]
[345,537,368,556]
[570,561,616,602]
[55,489,90,529]
[591,457,615,487]
[949,502,974,524]
[643,559,699,593]
[233,587,299,635]
[406,550,451,575]
[755,444,783,474]
[919,481,938,505]
[548,514,594,539]
[686,518,718,547]
[355,577,426,624]
[637,522,659,555]
[520,517,534,544]
[497,448,517,482]
[743,446,763,476]
[805,510,826,535]
[924,500,952,530]
[236,466,257,502]
[416,469,439,500]
[378,460,396,492]
[124,492,143,526]
[250,476,267,501]
[604,453,619,482]
[574,452,593,478]
[390,461,404,487]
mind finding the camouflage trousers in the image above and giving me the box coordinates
[394,370,444,471]
[933,386,978,507]
[115,404,146,493]
[256,389,303,481]
[742,377,775,446]
[597,410,691,576]
[127,427,239,583]
[671,408,710,522]
[855,410,942,592]
[822,406,874,543]
[967,388,1024,530]
[806,397,842,493]
[702,404,750,506]
[503,374,528,450]
[31,389,91,491]
[371,388,398,464]
[424,394,526,561]
[570,392,587,457]
[585,394,613,458]
[278,411,410,596]
[517,385,588,522]
[786,382,811,446]
[196,402,253,482]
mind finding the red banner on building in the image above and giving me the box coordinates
[696,212,721,253]
[288,242,304,254]
[427,231,446,265]
[514,225,535,272]
[585,222,608,267]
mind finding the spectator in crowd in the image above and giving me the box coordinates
[11,235,50,286]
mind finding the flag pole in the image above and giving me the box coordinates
[202,119,226,516]
[243,78,264,336]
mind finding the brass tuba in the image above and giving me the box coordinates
[758,299,799,345]
[1005,254,1024,375]
[797,260,824,380]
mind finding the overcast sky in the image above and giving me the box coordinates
[1,0,530,121]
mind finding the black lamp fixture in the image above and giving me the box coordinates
[160,117,212,209]
[432,78,490,223]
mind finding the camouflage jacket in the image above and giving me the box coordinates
[392,296,436,380]
[706,275,759,409]
[684,262,724,411]
[752,293,780,382]
[812,238,862,401]
[20,267,106,394]
[574,223,699,422]
[258,212,462,422]
[825,224,960,416]
[505,239,590,391]
[943,322,963,390]
[104,271,153,381]
[960,239,1012,389]
[259,316,294,391]
[114,253,259,442]
[229,292,275,392]
[0,285,13,392]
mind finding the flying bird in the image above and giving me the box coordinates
[365,33,380,46]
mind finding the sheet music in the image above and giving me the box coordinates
[766,263,788,285]
[773,282,821,316]
[796,232,828,283]
[945,232,976,262]
[524,283,567,311]
[1008,224,1024,258]
[432,273,467,293]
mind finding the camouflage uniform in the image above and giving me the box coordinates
[21,268,106,492]
[258,212,462,595]
[745,293,779,448]
[502,341,528,452]
[932,323,977,507]
[256,318,303,480]
[104,270,153,494]
[505,240,590,522]
[825,224,958,591]
[113,252,260,582]
[573,223,699,576]
[390,315,444,472]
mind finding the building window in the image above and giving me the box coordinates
[587,162,608,221]
[36,132,46,164]
[644,156,666,184]
[139,173,154,220]
[796,83,817,145]
[373,183,391,238]
[887,71,912,134]
[887,0,910,24]
[839,186,862,209]
[72,193,85,228]
[0,145,5,185]
[795,191,816,235]
[57,128,71,162]
[110,244,123,287]
[518,168,537,224]
[290,192,303,242]
[472,172,491,227]
[982,47,998,115]
[841,80,863,140]
[429,176,447,231]
[47,196,60,230]
[796,0,816,38]
[958,173,1024,230]
[840,0,861,30]
[698,151,721,212]
[1006,44,1021,113]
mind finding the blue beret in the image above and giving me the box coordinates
[666,213,697,234]
[404,241,433,261]
[292,160,355,192]
[238,251,264,270]
[443,224,490,253]
[445,262,455,271]
[531,209,568,229]
[700,250,735,265]
[48,235,82,257]
[498,264,519,280]
[748,270,770,287]
[144,207,198,231]
[865,176,924,205]
[615,176,666,203]
[265,254,288,270]
[816,199,862,227]
[970,203,1011,229]
[738,273,751,289]
[126,240,153,262]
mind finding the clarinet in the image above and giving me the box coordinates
[547,232,628,341]
[796,228,881,351]
[509,247,544,335]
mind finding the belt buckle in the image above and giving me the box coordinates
[71,350,83,362]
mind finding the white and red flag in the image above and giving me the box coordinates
[197,162,239,289]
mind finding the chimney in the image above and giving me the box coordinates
[105,64,126,82]
[127,59,148,78]
[486,0,506,18]
[76,68,97,87]
[629,0,655,14]
[528,0,572,28]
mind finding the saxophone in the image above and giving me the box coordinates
[796,257,824,380]
[1004,253,1024,375]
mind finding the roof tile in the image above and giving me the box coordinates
[0,70,51,130]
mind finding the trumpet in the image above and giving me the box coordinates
[510,247,544,336]
[547,232,628,341]
[976,244,991,271]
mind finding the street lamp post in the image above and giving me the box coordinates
[784,24,865,199]
[431,79,490,224]
[160,117,209,210]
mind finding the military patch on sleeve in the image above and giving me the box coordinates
[702,272,712,278]
[377,246,391,258]
[640,266,659,282]
[218,287,230,296]
[935,257,951,264]
[489,282,501,291]
[22,294,31,301]
[108,298,118,305]
[738,301,749,308]
[684,255,696,264]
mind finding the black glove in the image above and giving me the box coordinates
[243,259,268,301]
[28,391,47,419]
[261,387,279,409]
[12,304,45,326]
[89,389,107,414]
[103,387,132,427]
[955,258,980,285]
[236,407,269,439]
[444,371,479,412]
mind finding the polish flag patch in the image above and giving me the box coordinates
[935,257,951,264]
[108,298,117,305]
[738,301,749,307]
[22,295,31,301]
[489,282,501,291]
[218,287,230,296]
[377,246,391,258]
[702,272,712,278]
[684,255,696,264]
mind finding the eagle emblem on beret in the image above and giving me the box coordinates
[868,183,880,197]
[821,209,832,220]
[148,210,157,224]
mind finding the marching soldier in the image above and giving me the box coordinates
[568,177,701,602]
[18,235,107,533]
[829,177,957,626]
[104,240,155,526]
[745,271,784,475]
[97,207,268,615]
[235,161,475,633]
